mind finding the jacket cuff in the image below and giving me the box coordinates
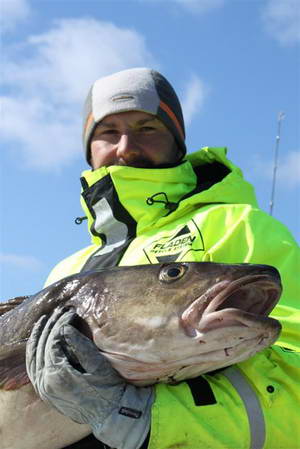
[91,385,154,449]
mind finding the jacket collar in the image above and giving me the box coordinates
[80,147,258,245]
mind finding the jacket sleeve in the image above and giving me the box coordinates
[201,204,300,351]
[248,210,300,351]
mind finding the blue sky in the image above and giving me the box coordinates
[0,0,299,300]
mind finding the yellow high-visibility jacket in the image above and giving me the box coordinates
[46,147,300,448]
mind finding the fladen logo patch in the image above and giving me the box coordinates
[143,219,205,263]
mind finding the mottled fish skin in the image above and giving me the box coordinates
[0,262,282,391]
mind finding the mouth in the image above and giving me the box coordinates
[116,158,154,168]
[182,274,282,334]
[208,274,281,315]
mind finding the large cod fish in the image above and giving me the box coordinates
[0,262,282,449]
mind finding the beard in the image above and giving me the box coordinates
[115,156,154,168]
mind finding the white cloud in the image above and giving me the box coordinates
[4,18,155,104]
[262,0,300,45]
[1,95,82,170]
[277,150,300,187]
[0,0,31,31]
[0,253,43,271]
[175,0,225,14]
[180,74,208,125]
[0,18,157,170]
[252,150,300,189]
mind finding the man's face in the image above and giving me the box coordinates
[90,111,181,170]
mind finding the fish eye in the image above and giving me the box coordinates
[159,264,187,283]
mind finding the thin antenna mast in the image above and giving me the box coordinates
[269,112,285,216]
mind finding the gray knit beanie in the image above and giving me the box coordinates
[82,67,186,165]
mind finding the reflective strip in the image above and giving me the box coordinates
[92,197,127,256]
[222,367,265,449]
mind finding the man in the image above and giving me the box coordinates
[26,68,300,449]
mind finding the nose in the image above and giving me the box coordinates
[116,132,140,162]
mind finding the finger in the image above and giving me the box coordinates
[27,307,72,376]
[62,326,122,384]
[61,325,108,374]
[26,314,48,382]
[33,307,68,370]
[43,308,78,368]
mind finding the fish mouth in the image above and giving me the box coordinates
[181,274,282,335]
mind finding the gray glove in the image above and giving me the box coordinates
[26,307,154,449]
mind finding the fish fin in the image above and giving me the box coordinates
[0,344,30,390]
[0,296,30,316]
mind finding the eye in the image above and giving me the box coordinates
[102,129,118,135]
[159,264,187,283]
[92,128,117,140]
[139,126,156,133]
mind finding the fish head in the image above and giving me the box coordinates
[73,262,282,385]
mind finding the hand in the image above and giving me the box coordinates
[26,307,153,449]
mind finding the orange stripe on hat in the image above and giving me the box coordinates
[159,100,185,141]
[84,112,95,138]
